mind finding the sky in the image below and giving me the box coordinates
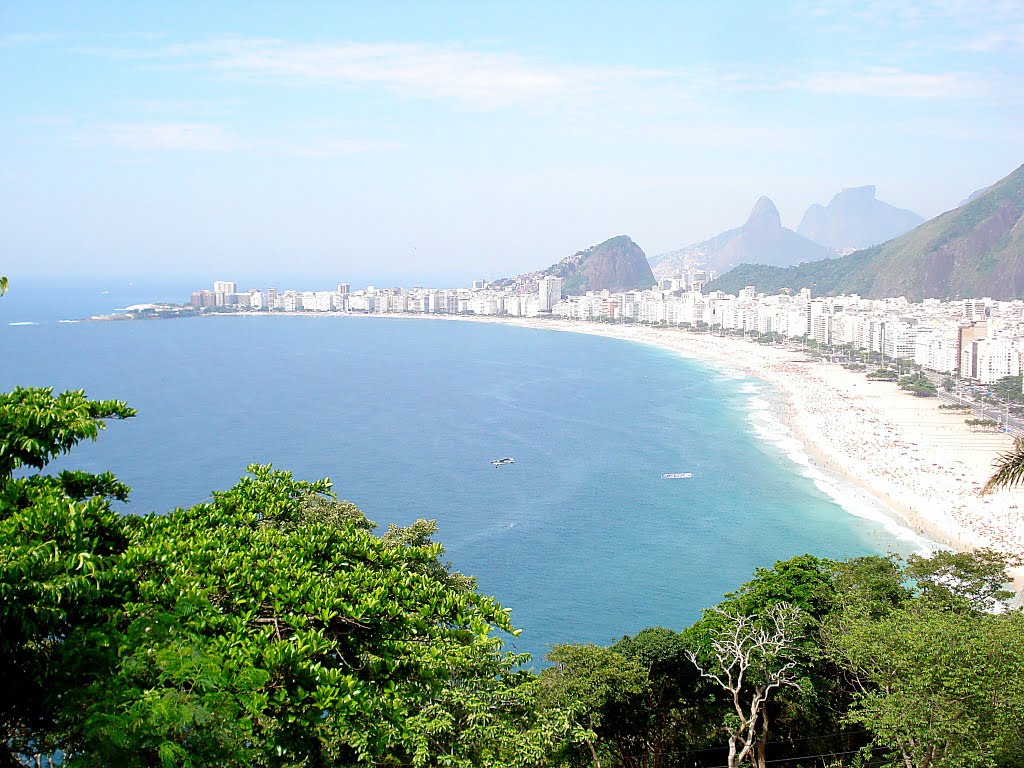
[3,1,1024,286]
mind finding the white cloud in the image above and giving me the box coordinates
[94,121,400,156]
[93,37,602,109]
[794,67,991,99]
[102,122,231,151]
[91,35,1004,114]
[0,32,63,47]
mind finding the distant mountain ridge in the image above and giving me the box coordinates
[796,185,923,250]
[705,163,1024,300]
[502,235,655,295]
[650,197,832,278]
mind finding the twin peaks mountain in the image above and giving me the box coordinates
[651,197,832,279]
[707,163,1024,301]
[651,187,925,279]
[504,235,655,296]
[797,185,924,250]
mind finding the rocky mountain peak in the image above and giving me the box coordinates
[745,196,782,231]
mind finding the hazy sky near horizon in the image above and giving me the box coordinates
[3,1,1024,286]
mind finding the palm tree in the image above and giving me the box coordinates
[983,437,1024,494]
[0,276,7,296]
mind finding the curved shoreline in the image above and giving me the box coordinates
[211,311,1023,589]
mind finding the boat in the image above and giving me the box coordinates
[491,457,515,467]
[661,472,693,479]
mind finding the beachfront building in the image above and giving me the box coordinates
[538,277,563,313]
[185,281,1024,384]
[913,325,959,373]
[975,338,1023,384]
[882,319,919,361]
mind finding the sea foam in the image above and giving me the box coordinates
[742,381,936,555]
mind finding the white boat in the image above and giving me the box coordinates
[661,472,693,479]
[491,457,515,467]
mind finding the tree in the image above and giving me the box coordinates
[897,373,937,397]
[824,550,1024,768]
[827,606,1024,767]
[606,628,703,768]
[867,368,898,382]
[686,603,805,768]
[536,644,647,768]
[1,387,552,767]
[904,548,1016,613]
[0,387,135,479]
[983,436,1024,494]
[0,388,135,766]
[74,464,536,767]
[0,275,7,295]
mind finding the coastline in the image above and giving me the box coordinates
[210,311,1023,589]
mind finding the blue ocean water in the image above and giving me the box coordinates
[2,279,920,663]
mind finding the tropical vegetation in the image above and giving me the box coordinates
[3,382,1024,767]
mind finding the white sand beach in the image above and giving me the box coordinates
[431,315,1023,585]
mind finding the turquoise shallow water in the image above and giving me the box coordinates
[2,280,915,662]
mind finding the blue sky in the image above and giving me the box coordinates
[3,1,1023,285]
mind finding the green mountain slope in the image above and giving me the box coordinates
[501,235,655,295]
[707,163,1024,299]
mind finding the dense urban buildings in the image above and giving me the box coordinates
[191,278,1024,385]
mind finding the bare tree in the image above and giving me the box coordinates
[687,602,805,768]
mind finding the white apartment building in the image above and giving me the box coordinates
[538,276,563,312]
[975,338,1023,384]
[882,320,919,360]
[913,325,959,373]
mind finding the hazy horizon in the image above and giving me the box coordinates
[3,1,1023,282]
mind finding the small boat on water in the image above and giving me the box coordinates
[661,472,693,479]
[491,457,515,467]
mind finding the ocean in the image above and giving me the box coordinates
[1,278,924,662]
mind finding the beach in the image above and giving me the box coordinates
[432,315,1023,586]
[215,310,1023,589]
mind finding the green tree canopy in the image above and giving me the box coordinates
[73,464,534,767]
[0,388,136,766]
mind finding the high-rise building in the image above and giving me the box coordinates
[213,280,236,295]
[337,283,350,295]
[265,287,278,311]
[538,276,562,312]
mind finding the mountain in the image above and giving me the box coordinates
[650,197,831,277]
[705,163,1024,300]
[960,186,989,207]
[796,185,924,250]
[503,235,655,295]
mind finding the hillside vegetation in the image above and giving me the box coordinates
[502,235,655,296]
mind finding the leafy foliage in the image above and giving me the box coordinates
[0,388,136,765]
[0,387,135,478]
[4,385,1024,768]
[73,464,535,766]
[984,436,1024,494]
[897,373,937,397]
